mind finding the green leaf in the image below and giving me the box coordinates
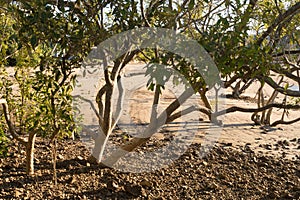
[30,35,38,48]
[188,0,195,10]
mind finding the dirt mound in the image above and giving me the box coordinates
[0,139,299,199]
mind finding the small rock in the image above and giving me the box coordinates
[266,144,272,150]
[253,157,257,163]
[282,140,289,146]
[202,161,208,166]
[223,142,232,147]
[140,179,152,188]
[68,176,76,184]
[77,156,84,160]
[107,181,119,190]
[125,185,145,197]
[244,145,253,152]
[14,189,22,197]
[57,154,64,159]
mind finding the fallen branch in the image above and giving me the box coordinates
[214,103,300,117]
[271,117,300,126]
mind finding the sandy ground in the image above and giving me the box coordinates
[4,64,300,160]
[71,63,300,161]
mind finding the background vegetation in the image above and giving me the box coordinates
[0,0,299,175]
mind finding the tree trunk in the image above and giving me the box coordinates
[26,132,36,175]
[101,88,194,167]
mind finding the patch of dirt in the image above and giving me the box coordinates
[0,138,299,199]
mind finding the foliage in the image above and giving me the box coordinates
[0,120,9,157]
[0,0,299,172]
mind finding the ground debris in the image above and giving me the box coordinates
[0,139,299,199]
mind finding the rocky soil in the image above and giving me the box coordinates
[0,137,299,199]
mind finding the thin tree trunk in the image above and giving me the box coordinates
[199,88,212,120]
[111,75,124,130]
[52,139,57,185]
[251,82,264,125]
[26,132,36,175]
[265,76,283,124]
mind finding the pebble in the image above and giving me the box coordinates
[140,179,152,187]
[77,156,84,160]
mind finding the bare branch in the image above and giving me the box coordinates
[271,68,300,82]
[272,49,300,57]
[101,87,196,166]
[96,85,107,121]
[271,117,300,126]
[73,95,100,119]
[214,103,300,117]
[261,76,300,97]
[167,105,211,123]
[283,55,300,69]
[1,99,27,146]
[150,85,161,125]
[140,0,150,27]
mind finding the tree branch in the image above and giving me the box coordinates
[271,68,300,83]
[256,2,300,46]
[167,105,211,123]
[1,99,27,146]
[261,76,300,97]
[73,95,100,120]
[214,103,300,117]
[111,75,124,131]
[271,117,300,126]
[272,49,300,57]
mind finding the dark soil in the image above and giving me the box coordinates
[0,138,299,199]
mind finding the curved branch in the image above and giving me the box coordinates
[1,99,27,146]
[167,105,211,123]
[271,68,300,83]
[256,2,300,46]
[73,95,100,119]
[283,56,300,70]
[271,117,300,126]
[96,84,107,118]
[261,76,300,97]
[101,87,195,166]
[214,103,300,117]
[140,0,150,27]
